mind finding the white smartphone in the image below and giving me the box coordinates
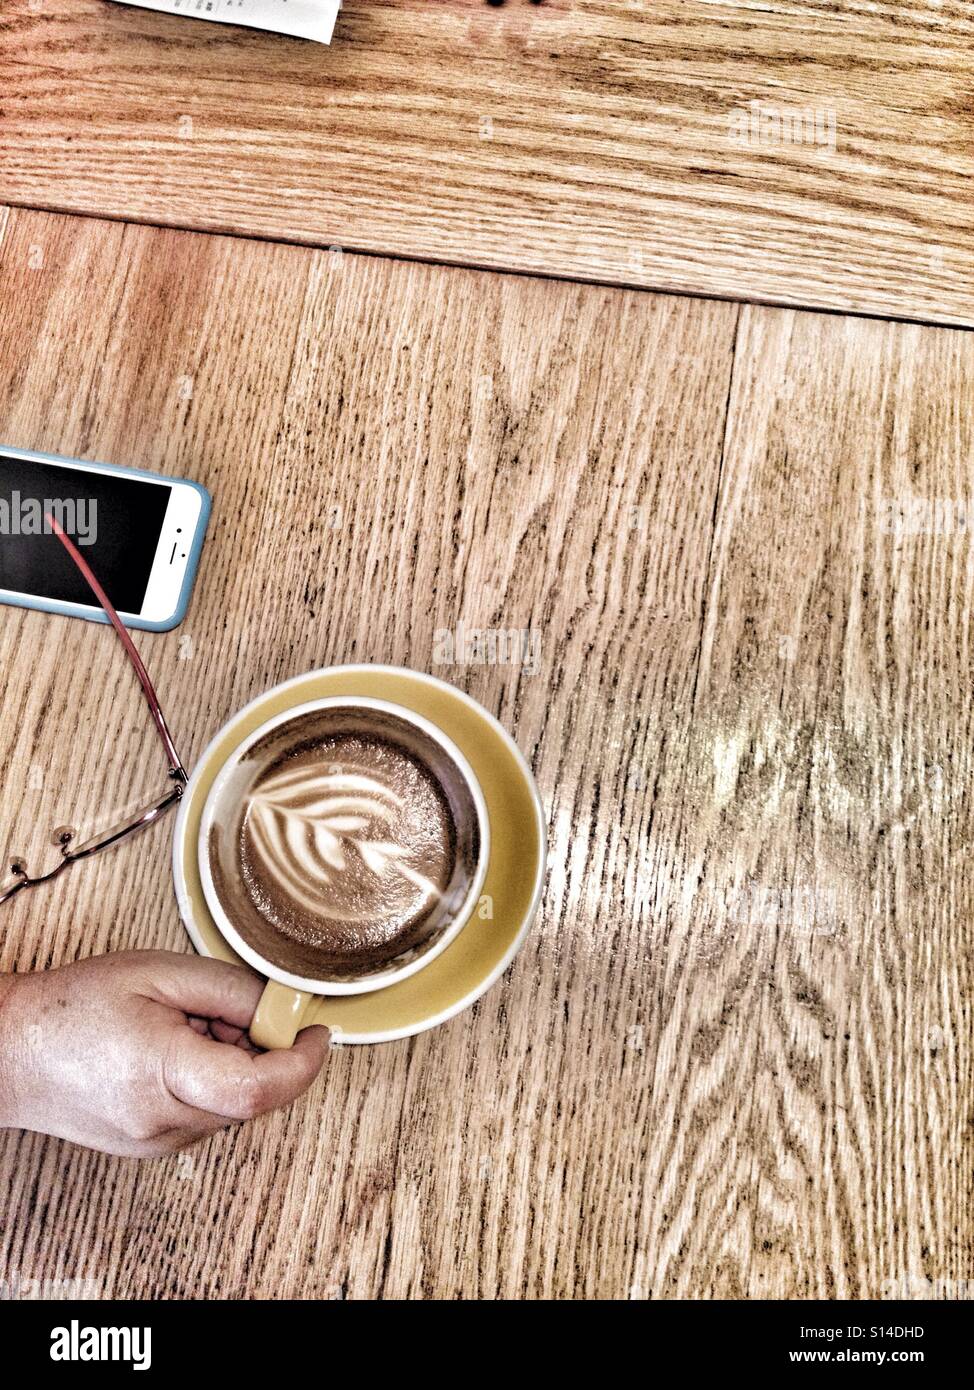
[0,446,211,631]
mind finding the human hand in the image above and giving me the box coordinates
[0,950,329,1157]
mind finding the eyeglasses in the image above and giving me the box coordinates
[0,515,187,906]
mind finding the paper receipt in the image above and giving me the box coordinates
[111,0,342,44]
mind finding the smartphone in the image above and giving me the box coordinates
[0,445,210,631]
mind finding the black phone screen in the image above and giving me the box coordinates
[0,453,172,613]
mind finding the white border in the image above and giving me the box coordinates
[141,482,204,622]
[173,666,547,1044]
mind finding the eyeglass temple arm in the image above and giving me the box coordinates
[0,785,184,906]
[46,514,187,782]
[0,521,188,906]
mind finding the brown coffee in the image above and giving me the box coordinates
[209,706,481,980]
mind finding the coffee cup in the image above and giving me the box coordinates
[199,695,490,1047]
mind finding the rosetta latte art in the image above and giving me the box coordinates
[246,763,443,922]
[215,719,471,979]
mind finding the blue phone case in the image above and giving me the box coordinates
[0,445,211,631]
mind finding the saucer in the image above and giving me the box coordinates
[172,666,546,1044]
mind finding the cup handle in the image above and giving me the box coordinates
[250,980,315,1050]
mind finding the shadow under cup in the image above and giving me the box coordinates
[200,699,489,1014]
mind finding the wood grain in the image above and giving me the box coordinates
[636,309,974,1298]
[0,207,736,1298]
[0,209,972,1299]
[1,1,972,326]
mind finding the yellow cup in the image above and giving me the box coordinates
[250,980,316,1051]
[198,693,491,1048]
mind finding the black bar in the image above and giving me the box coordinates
[0,1298,964,1375]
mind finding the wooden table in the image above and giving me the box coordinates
[2,0,973,326]
[1,205,971,1298]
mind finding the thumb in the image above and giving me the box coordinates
[164,1024,331,1120]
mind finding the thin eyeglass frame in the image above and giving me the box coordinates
[0,514,187,906]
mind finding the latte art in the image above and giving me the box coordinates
[204,703,484,983]
[208,717,478,981]
[246,762,444,922]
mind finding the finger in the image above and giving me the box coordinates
[210,1019,246,1046]
[143,954,264,1028]
[163,1025,330,1120]
[187,1017,209,1036]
